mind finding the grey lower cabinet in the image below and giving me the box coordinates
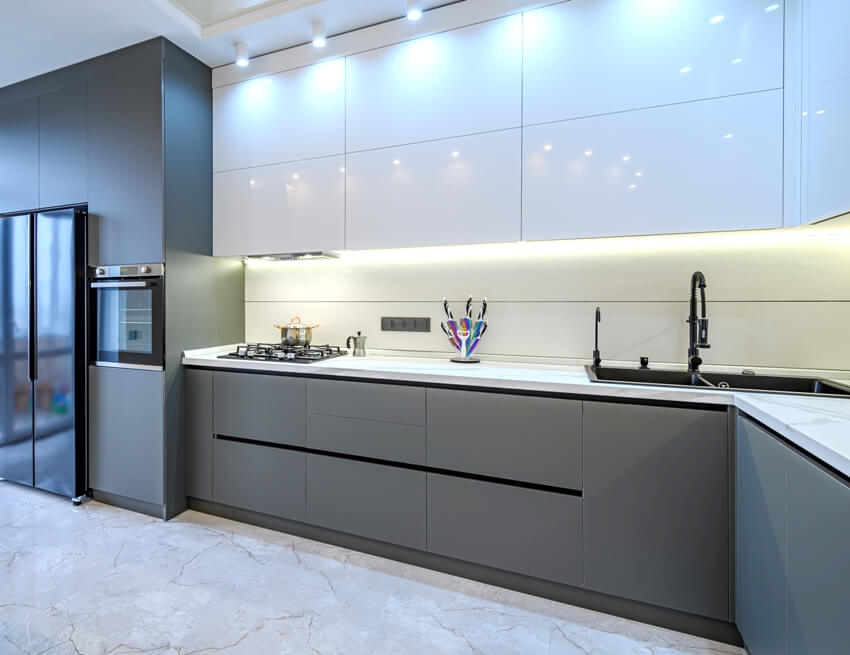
[306,454,426,549]
[213,439,305,521]
[736,414,850,654]
[786,441,850,654]
[427,389,582,489]
[427,473,582,585]
[306,379,426,465]
[39,82,87,208]
[736,416,788,655]
[88,366,164,506]
[213,371,306,446]
[184,369,213,500]
[0,96,39,214]
[583,401,730,620]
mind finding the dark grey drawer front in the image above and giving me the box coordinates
[307,414,425,465]
[427,473,581,585]
[427,389,581,488]
[306,454,426,549]
[213,371,306,446]
[307,379,425,426]
[213,439,305,521]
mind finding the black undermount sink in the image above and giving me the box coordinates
[586,366,850,397]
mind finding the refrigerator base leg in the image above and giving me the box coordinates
[71,494,89,507]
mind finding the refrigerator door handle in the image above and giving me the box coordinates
[28,213,37,382]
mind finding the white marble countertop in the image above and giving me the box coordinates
[183,345,850,479]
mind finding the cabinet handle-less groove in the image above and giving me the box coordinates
[28,213,38,382]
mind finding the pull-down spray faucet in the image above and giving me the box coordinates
[687,271,711,372]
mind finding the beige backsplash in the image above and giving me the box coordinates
[244,215,850,372]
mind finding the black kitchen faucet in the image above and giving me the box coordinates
[687,271,711,372]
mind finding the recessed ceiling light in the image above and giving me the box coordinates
[312,20,326,48]
[406,0,423,20]
[235,41,249,67]
[709,15,724,23]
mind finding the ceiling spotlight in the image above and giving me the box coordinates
[406,0,423,20]
[312,20,327,48]
[235,41,249,67]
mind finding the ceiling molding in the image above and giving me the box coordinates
[200,0,324,39]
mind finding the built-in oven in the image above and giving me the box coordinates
[88,263,164,370]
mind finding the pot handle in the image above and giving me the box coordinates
[346,335,354,349]
[289,316,302,325]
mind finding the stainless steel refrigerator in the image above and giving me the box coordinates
[0,206,86,499]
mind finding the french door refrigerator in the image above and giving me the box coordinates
[0,206,86,499]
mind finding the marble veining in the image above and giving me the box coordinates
[0,483,743,655]
[184,346,850,478]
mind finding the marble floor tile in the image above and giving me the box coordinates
[0,482,745,655]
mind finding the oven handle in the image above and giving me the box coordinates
[90,280,155,289]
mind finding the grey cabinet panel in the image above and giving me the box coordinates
[307,414,425,465]
[306,454,425,549]
[39,83,87,207]
[88,60,163,265]
[213,371,306,446]
[0,97,39,214]
[213,439,305,521]
[427,473,581,585]
[736,417,788,655]
[787,449,850,654]
[307,379,425,426]
[583,402,729,620]
[88,366,163,505]
[185,369,213,500]
[427,389,581,488]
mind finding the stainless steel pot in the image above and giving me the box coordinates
[274,316,319,346]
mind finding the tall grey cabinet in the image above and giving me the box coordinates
[0,38,245,519]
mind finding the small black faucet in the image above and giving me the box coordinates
[687,271,711,372]
[592,307,602,367]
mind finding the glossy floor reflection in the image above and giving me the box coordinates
[0,482,745,654]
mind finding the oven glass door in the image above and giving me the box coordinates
[91,279,163,368]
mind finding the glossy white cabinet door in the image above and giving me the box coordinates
[213,58,345,172]
[522,90,782,241]
[345,15,522,152]
[801,0,850,222]
[346,129,521,250]
[523,0,783,126]
[213,155,345,256]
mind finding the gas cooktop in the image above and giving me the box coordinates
[218,343,347,363]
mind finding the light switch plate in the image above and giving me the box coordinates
[381,317,431,332]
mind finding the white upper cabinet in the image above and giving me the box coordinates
[345,15,522,152]
[522,90,783,241]
[213,155,345,256]
[800,0,850,222]
[346,129,521,250]
[522,0,784,126]
[213,58,345,172]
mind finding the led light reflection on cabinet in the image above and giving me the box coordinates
[679,66,692,73]
[393,159,401,166]
[709,15,724,24]
[584,150,593,157]
[629,184,637,190]
[731,57,743,64]
[339,167,346,173]
[292,173,299,180]
[723,133,734,139]
[543,144,553,151]
[621,155,631,161]
[816,109,826,115]
[635,171,643,177]
[452,150,460,158]
[765,4,780,12]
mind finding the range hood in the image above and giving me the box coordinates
[246,252,339,261]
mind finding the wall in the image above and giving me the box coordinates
[244,215,850,373]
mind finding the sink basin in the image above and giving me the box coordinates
[586,366,711,388]
[586,366,850,397]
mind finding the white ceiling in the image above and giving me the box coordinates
[0,0,451,89]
